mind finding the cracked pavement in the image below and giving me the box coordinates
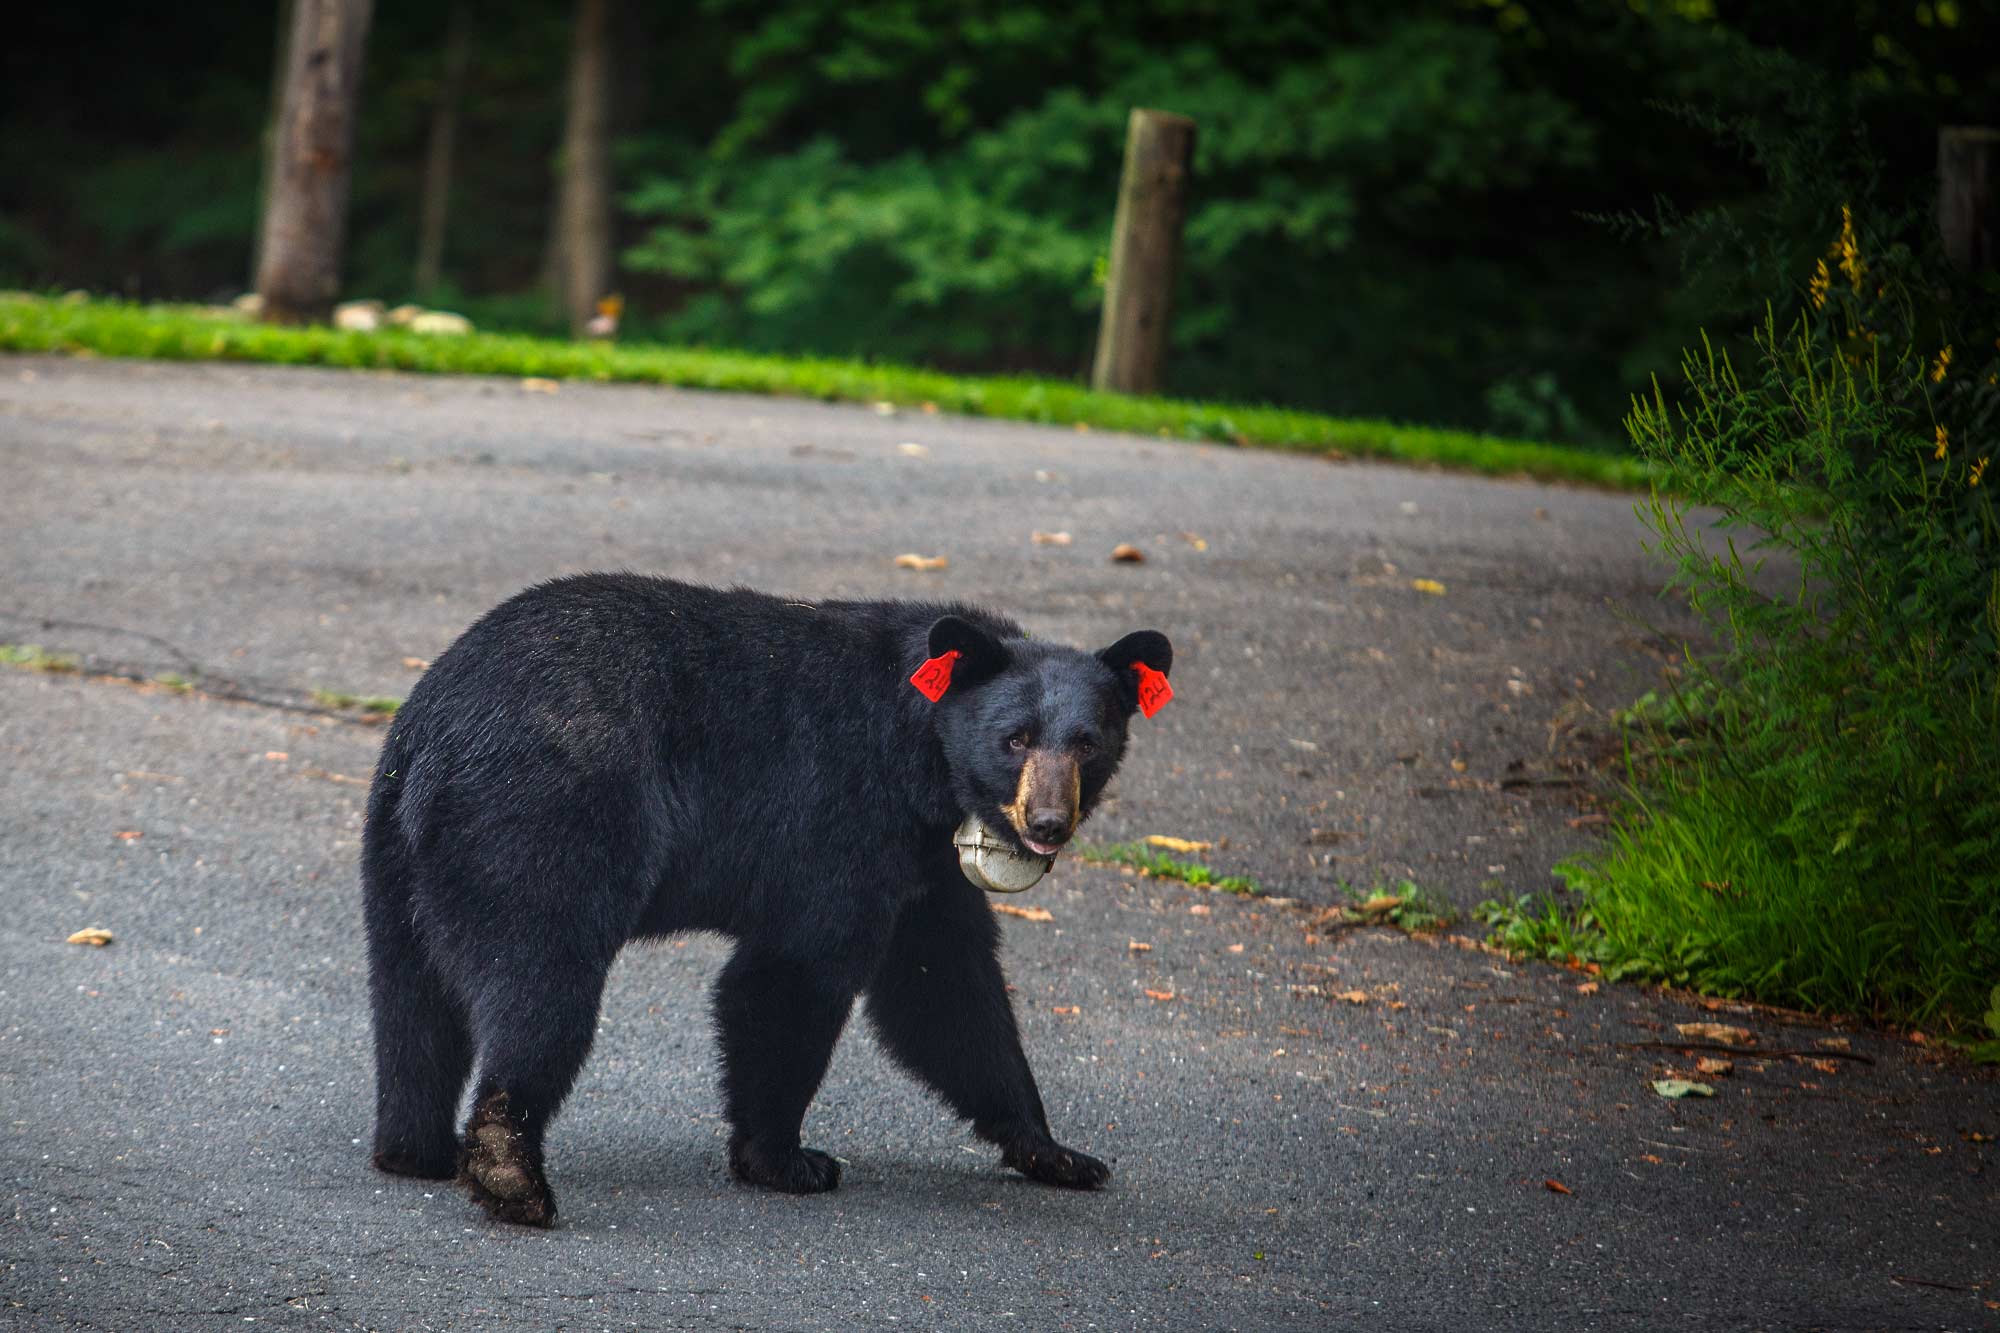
[1,355,1996,1330]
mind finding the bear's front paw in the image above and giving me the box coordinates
[728,1136,842,1194]
[1002,1139,1111,1190]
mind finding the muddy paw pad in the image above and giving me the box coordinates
[458,1095,556,1227]
[1005,1140,1111,1190]
[729,1138,842,1194]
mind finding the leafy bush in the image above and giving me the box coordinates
[1554,211,2000,1027]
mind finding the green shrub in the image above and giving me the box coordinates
[1555,211,2000,1028]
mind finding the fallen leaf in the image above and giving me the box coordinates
[1187,903,1211,916]
[920,401,938,414]
[1410,578,1447,596]
[1652,1078,1716,1099]
[1575,982,1600,995]
[1965,1131,1994,1144]
[1638,1153,1663,1164]
[1815,1036,1851,1051]
[1695,1057,1734,1076]
[1543,1179,1572,1196]
[1227,943,1245,954]
[263,751,289,762]
[401,657,431,671]
[1675,1022,1754,1045]
[1357,894,1402,915]
[1128,940,1153,953]
[872,401,897,415]
[520,377,560,394]
[991,903,1053,922]
[1052,1005,1080,1016]
[1144,989,1175,1002]
[1031,530,1072,546]
[1336,990,1371,1004]
[1807,1058,1840,1075]
[893,553,949,572]
[1179,532,1209,551]
[1110,543,1146,563]
[67,928,113,947]
[113,830,143,841]
[896,442,930,458]
[1145,835,1213,853]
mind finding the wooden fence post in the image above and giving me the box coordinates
[1939,126,1999,272]
[1092,108,1196,396]
[255,0,374,324]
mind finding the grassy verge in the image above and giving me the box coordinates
[310,689,402,716]
[1077,841,1263,896]
[0,295,1651,488]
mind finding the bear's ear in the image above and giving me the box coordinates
[1097,630,1174,717]
[916,615,1009,696]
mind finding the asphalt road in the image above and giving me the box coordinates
[2,355,1995,1331]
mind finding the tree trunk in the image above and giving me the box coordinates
[255,0,374,324]
[1939,126,2000,273]
[413,6,471,295]
[555,0,615,337]
[1091,108,1196,396]
[249,0,296,292]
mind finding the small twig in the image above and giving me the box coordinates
[1617,1040,1875,1065]
[1889,1274,1977,1293]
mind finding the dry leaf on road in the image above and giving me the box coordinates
[1145,835,1212,853]
[1675,1022,1754,1045]
[1110,543,1146,563]
[402,656,431,671]
[1179,532,1209,551]
[992,902,1052,922]
[1128,940,1153,953]
[1652,1078,1716,1099]
[1336,990,1370,1004]
[67,928,113,947]
[896,442,930,458]
[113,830,142,841]
[893,553,949,572]
[1031,530,1072,545]
[520,377,560,394]
[1696,1057,1734,1076]
[1410,578,1447,595]
[1543,1180,1572,1195]
[1144,988,1175,1002]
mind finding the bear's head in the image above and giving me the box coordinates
[917,615,1172,859]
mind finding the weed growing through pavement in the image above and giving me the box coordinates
[1077,842,1263,896]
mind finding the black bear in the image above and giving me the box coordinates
[361,573,1173,1227]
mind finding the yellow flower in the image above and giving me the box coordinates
[1931,345,1952,382]
[1974,458,1989,488]
[1832,206,1865,293]
[1808,259,1830,311]
[1935,425,1949,460]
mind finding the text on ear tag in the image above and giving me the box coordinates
[1132,662,1172,718]
[910,650,961,702]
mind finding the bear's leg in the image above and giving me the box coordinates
[363,860,473,1180]
[455,967,613,1228]
[866,877,1110,1190]
[713,949,854,1194]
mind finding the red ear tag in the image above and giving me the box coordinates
[910,650,961,702]
[1132,662,1172,719]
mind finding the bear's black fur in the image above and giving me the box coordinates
[361,573,1172,1227]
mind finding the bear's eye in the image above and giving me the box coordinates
[1006,733,1030,753]
[1076,739,1097,759]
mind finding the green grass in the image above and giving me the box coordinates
[0,643,80,673]
[1478,746,2000,1030]
[0,294,1652,488]
[1077,841,1263,896]
[310,689,402,716]
[1346,879,1458,932]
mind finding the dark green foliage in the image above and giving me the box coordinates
[1552,216,2000,1029]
